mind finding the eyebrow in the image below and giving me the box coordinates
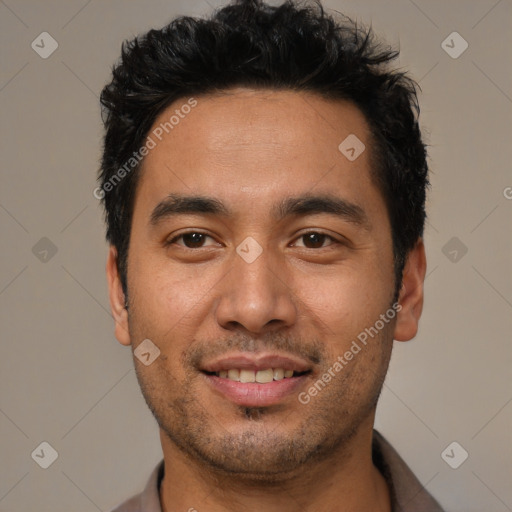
[150,194,230,226]
[149,192,371,230]
[274,194,370,230]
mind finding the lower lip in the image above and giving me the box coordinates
[203,373,308,407]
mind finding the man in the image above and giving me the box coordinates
[98,0,444,510]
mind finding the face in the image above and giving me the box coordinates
[107,88,425,479]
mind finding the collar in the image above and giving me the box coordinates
[112,430,444,512]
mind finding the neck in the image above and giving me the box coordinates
[158,418,391,512]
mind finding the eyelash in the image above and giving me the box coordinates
[165,230,340,250]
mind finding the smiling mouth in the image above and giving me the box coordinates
[203,368,311,383]
[199,352,314,406]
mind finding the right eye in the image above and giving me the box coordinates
[165,231,219,249]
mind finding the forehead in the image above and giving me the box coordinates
[134,88,384,223]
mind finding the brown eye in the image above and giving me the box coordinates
[181,233,206,248]
[168,232,215,248]
[295,232,336,249]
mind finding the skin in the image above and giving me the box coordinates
[106,88,426,512]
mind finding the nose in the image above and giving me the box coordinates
[214,246,298,335]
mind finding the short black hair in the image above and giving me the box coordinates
[99,0,429,298]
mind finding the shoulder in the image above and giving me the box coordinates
[373,430,445,512]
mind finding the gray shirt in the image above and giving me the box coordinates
[110,430,444,512]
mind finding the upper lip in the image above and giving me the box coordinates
[200,353,312,373]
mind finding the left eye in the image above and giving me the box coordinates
[293,232,337,249]
[167,232,216,248]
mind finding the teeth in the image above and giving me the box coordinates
[216,368,298,382]
[255,369,274,383]
[273,368,285,380]
[239,369,256,383]
[227,369,240,381]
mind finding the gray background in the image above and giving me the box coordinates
[1,0,511,510]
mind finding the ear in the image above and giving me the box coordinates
[106,245,131,346]
[394,238,427,342]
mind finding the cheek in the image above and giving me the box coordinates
[294,261,393,333]
[128,253,223,339]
